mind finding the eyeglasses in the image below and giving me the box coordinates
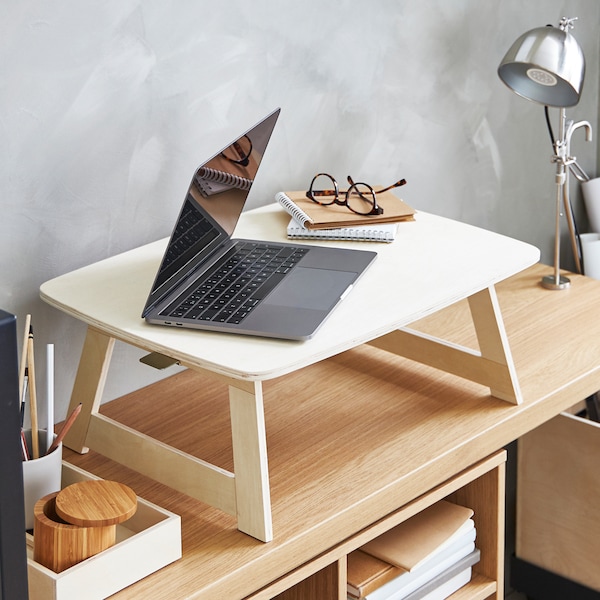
[306,173,407,216]
[221,135,253,167]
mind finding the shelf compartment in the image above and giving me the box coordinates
[247,451,505,600]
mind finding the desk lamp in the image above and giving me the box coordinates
[498,17,592,289]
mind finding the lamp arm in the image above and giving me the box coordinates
[550,117,593,276]
[570,162,590,183]
[566,120,593,182]
[567,120,593,143]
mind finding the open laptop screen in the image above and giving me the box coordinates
[143,109,280,315]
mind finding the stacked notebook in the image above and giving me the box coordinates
[276,189,415,243]
[347,501,479,600]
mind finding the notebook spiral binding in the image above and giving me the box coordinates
[275,192,312,226]
[197,167,253,192]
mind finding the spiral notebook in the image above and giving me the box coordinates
[276,190,415,230]
[286,217,398,242]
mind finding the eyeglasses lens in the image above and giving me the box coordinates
[347,183,377,215]
[309,174,338,205]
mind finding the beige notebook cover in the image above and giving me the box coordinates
[361,500,474,572]
[347,549,406,598]
[278,189,415,230]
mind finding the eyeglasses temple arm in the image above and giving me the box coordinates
[375,179,407,194]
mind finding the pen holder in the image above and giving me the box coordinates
[33,480,137,573]
[582,177,600,233]
[581,233,600,280]
[22,429,62,531]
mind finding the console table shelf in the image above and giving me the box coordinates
[58,264,600,600]
[63,365,506,600]
[39,200,600,598]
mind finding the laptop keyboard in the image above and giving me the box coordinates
[160,242,308,325]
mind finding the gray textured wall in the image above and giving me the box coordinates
[2,1,599,422]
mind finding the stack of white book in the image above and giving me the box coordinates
[347,500,479,600]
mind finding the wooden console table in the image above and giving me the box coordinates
[55,263,600,600]
[40,205,539,543]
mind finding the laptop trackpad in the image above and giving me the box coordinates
[265,267,356,310]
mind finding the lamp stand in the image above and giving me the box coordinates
[542,108,579,290]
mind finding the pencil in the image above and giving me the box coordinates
[20,430,30,461]
[46,403,82,456]
[27,325,39,459]
[18,314,31,405]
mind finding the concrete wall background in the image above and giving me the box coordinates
[2,1,599,422]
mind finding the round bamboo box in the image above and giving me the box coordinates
[33,480,137,573]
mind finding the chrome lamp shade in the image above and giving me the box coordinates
[498,23,585,107]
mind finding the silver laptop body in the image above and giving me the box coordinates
[142,108,376,341]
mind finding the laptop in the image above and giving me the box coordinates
[142,108,377,340]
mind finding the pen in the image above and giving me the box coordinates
[20,367,28,427]
[18,313,31,405]
[46,403,82,456]
[46,343,54,452]
[27,325,39,459]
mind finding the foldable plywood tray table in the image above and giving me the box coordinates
[40,204,540,542]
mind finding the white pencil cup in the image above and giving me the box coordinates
[581,233,600,280]
[582,177,600,233]
[22,429,62,530]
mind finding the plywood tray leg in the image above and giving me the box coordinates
[368,285,522,404]
[63,326,115,453]
[229,380,273,542]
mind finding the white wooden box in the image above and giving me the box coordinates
[26,462,182,600]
